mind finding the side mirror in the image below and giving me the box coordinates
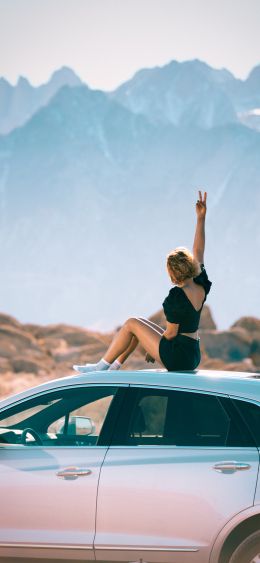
[57,416,96,436]
[72,416,96,436]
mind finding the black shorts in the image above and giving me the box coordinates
[159,334,201,371]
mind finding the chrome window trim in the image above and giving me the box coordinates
[0,445,109,450]
[229,395,260,408]
[128,383,229,398]
[2,444,256,450]
[108,445,256,450]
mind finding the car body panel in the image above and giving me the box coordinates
[95,446,259,563]
[0,444,106,560]
[0,383,127,560]
[209,504,260,563]
[0,369,259,562]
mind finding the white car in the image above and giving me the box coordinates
[0,368,259,563]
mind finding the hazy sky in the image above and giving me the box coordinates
[0,0,259,90]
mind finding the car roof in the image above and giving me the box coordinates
[0,369,259,410]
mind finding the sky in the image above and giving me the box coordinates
[0,0,259,91]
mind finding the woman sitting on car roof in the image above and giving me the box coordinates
[74,190,212,373]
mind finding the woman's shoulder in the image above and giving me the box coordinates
[168,285,182,295]
[168,285,184,298]
[193,263,212,295]
[164,286,186,306]
[162,285,187,323]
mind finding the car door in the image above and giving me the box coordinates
[230,396,260,503]
[94,385,259,563]
[0,383,126,561]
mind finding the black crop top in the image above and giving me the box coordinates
[162,264,212,333]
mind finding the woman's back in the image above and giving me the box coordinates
[162,264,212,334]
[180,281,206,312]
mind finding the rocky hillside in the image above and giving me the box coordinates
[0,308,259,399]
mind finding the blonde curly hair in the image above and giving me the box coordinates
[166,247,200,285]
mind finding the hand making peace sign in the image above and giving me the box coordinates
[196,190,207,219]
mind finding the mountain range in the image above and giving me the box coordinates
[0,60,259,330]
[0,67,81,134]
[1,60,260,133]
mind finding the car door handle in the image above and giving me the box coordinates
[56,466,92,480]
[213,461,251,473]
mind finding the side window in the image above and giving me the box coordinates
[232,398,260,446]
[114,387,248,447]
[167,392,230,447]
[129,393,168,444]
[0,386,119,447]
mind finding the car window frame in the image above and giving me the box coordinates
[0,383,129,449]
[109,384,256,448]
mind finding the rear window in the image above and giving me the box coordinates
[232,399,260,446]
[113,387,251,447]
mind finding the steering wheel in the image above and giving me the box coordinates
[21,428,43,446]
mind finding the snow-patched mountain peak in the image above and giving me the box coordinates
[111,58,237,128]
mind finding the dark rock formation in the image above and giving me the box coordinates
[200,328,252,362]
[250,335,260,369]
[0,313,23,329]
[11,357,49,375]
[231,316,260,333]
[0,324,42,358]
[199,305,217,330]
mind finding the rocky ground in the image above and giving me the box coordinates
[0,308,259,399]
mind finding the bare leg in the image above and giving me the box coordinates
[116,318,164,364]
[138,317,165,335]
[103,317,164,365]
[117,335,138,364]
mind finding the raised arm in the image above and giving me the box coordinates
[193,190,207,264]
